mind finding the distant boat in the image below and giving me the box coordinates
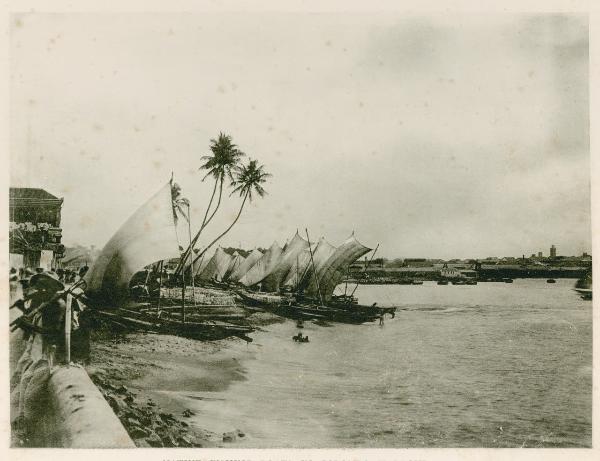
[437,280,449,285]
[465,280,477,285]
[503,278,514,283]
[546,279,556,284]
[574,272,592,300]
[411,280,424,285]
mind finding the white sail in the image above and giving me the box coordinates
[282,248,313,289]
[84,182,181,303]
[198,247,232,282]
[229,248,263,282]
[302,237,337,297]
[316,234,372,301]
[261,231,309,291]
[223,251,245,281]
[239,241,283,287]
[192,248,213,276]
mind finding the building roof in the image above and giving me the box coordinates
[10,187,61,200]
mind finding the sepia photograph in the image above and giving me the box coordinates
[4,1,596,457]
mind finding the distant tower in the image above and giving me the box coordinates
[538,251,542,258]
[550,245,557,258]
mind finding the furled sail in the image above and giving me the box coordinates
[223,251,245,281]
[314,234,372,302]
[239,241,283,287]
[260,231,309,292]
[302,237,337,297]
[229,248,263,282]
[84,182,181,303]
[197,247,232,282]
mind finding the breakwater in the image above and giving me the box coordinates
[348,266,588,284]
[10,313,134,447]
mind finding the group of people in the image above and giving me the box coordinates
[10,265,89,296]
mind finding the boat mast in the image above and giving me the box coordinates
[296,253,299,297]
[305,228,324,306]
[350,243,379,297]
[181,271,186,324]
[157,260,164,316]
[185,202,196,306]
[344,264,349,297]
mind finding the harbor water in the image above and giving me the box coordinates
[146,279,592,447]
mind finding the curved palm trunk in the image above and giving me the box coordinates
[202,179,223,230]
[176,179,223,275]
[191,192,248,268]
[202,178,219,227]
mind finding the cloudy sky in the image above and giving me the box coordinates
[10,13,590,259]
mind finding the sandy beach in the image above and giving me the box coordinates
[85,311,283,447]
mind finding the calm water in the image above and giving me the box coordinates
[162,279,592,447]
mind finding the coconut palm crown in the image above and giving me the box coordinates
[200,133,245,184]
[230,159,271,201]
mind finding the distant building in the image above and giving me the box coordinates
[538,251,543,258]
[403,258,432,267]
[550,245,557,258]
[9,187,64,270]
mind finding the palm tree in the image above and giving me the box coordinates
[191,159,271,267]
[177,133,244,274]
[198,133,245,228]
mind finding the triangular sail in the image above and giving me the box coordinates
[223,251,245,281]
[239,242,283,288]
[282,248,313,290]
[302,237,337,296]
[229,248,263,282]
[84,182,181,303]
[192,248,213,276]
[261,231,309,292]
[198,247,232,282]
[315,234,372,302]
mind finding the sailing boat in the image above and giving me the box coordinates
[84,179,254,341]
[233,231,396,323]
[84,181,181,305]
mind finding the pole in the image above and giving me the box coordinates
[305,229,324,306]
[181,262,186,325]
[64,293,72,366]
[350,244,379,297]
[143,267,152,297]
[344,264,349,297]
[157,260,163,316]
[296,254,299,297]
[186,203,196,305]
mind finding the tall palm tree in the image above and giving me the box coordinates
[177,133,244,274]
[191,159,271,267]
[199,133,245,229]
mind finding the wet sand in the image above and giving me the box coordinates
[85,311,283,447]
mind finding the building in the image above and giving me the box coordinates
[9,187,64,270]
[403,258,432,267]
[550,245,557,258]
[538,251,543,258]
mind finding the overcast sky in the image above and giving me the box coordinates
[10,13,590,259]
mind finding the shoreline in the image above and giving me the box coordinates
[85,311,284,447]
